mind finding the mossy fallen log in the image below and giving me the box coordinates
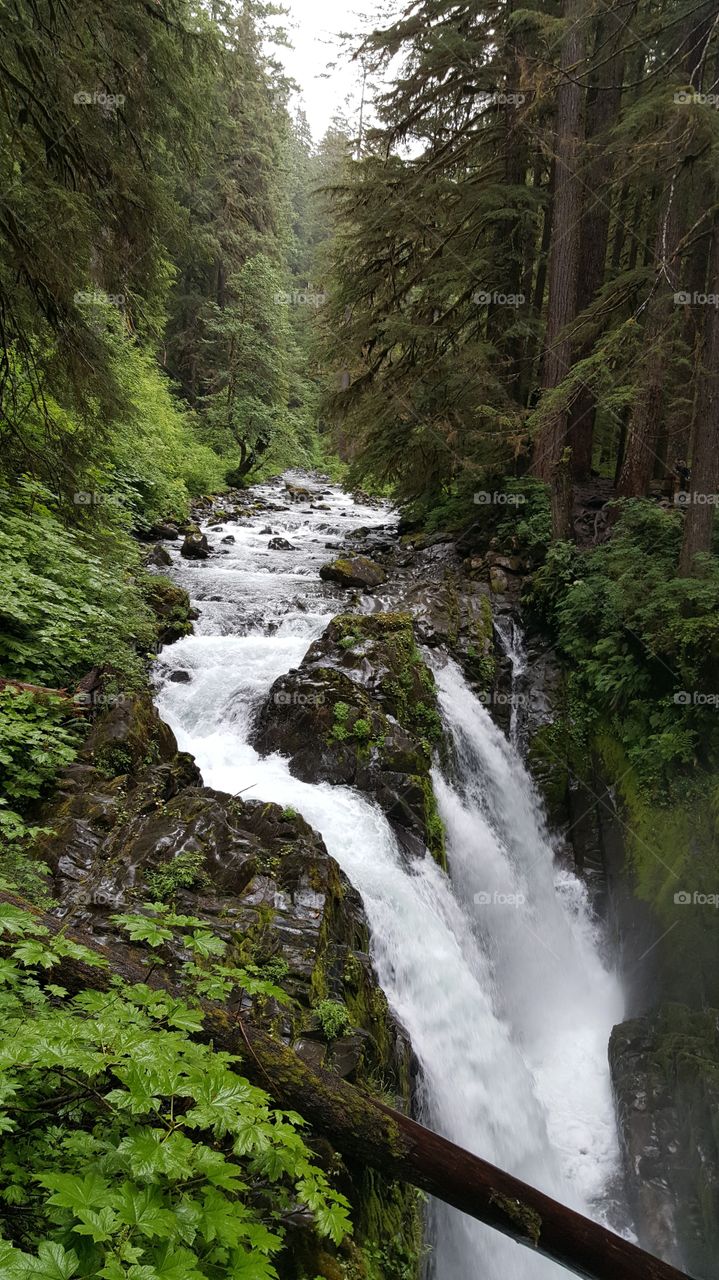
[0,892,693,1280]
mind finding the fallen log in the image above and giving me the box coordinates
[0,893,692,1280]
[0,677,69,698]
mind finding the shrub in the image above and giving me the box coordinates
[315,999,352,1041]
[527,500,719,795]
[0,899,352,1277]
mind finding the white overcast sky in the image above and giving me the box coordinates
[276,0,371,142]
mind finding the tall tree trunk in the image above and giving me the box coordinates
[532,0,586,510]
[1,892,693,1280]
[615,196,680,499]
[523,159,555,405]
[679,216,719,573]
[617,4,716,499]
[566,10,625,480]
[489,0,528,394]
[610,184,629,271]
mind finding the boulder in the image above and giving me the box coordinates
[221,534,236,545]
[81,690,180,778]
[486,551,525,574]
[285,483,313,502]
[149,522,179,540]
[319,555,387,590]
[181,530,210,559]
[252,613,445,864]
[268,536,298,551]
[489,566,509,592]
[146,542,172,568]
[144,576,195,646]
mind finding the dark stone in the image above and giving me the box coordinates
[181,531,210,559]
[147,542,172,568]
[149,522,179,540]
[32,721,412,1110]
[485,551,526,573]
[82,691,179,777]
[169,670,191,683]
[319,555,387,590]
[144,577,194,646]
[221,535,236,545]
[268,537,298,551]
[251,613,445,865]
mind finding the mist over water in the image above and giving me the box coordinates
[153,476,626,1279]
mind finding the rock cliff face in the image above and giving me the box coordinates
[610,1007,719,1279]
[32,691,422,1280]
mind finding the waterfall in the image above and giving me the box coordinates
[153,475,627,1278]
[493,613,529,745]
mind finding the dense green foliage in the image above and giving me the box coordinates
[528,502,719,795]
[0,899,351,1279]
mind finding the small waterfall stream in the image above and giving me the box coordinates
[153,474,627,1278]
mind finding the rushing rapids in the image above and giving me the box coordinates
[153,473,627,1278]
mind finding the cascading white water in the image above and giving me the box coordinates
[153,474,627,1278]
[426,657,626,1276]
[493,613,529,745]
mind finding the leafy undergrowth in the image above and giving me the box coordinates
[0,898,352,1280]
[527,500,719,797]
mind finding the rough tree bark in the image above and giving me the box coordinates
[488,0,528,395]
[679,216,719,574]
[1,892,694,1280]
[617,4,716,499]
[532,0,586,500]
[566,10,626,480]
[615,182,682,499]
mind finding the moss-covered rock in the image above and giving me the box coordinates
[144,574,195,646]
[320,556,387,590]
[251,614,446,865]
[525,718,573,828]
[82,689,179,778]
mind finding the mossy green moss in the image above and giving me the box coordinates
[526,718,578,827]
[489,1192,542,1247]
[143,574,194,646]
[331,613,443,749]
[418,774,446,868]
[470,595,496,690]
